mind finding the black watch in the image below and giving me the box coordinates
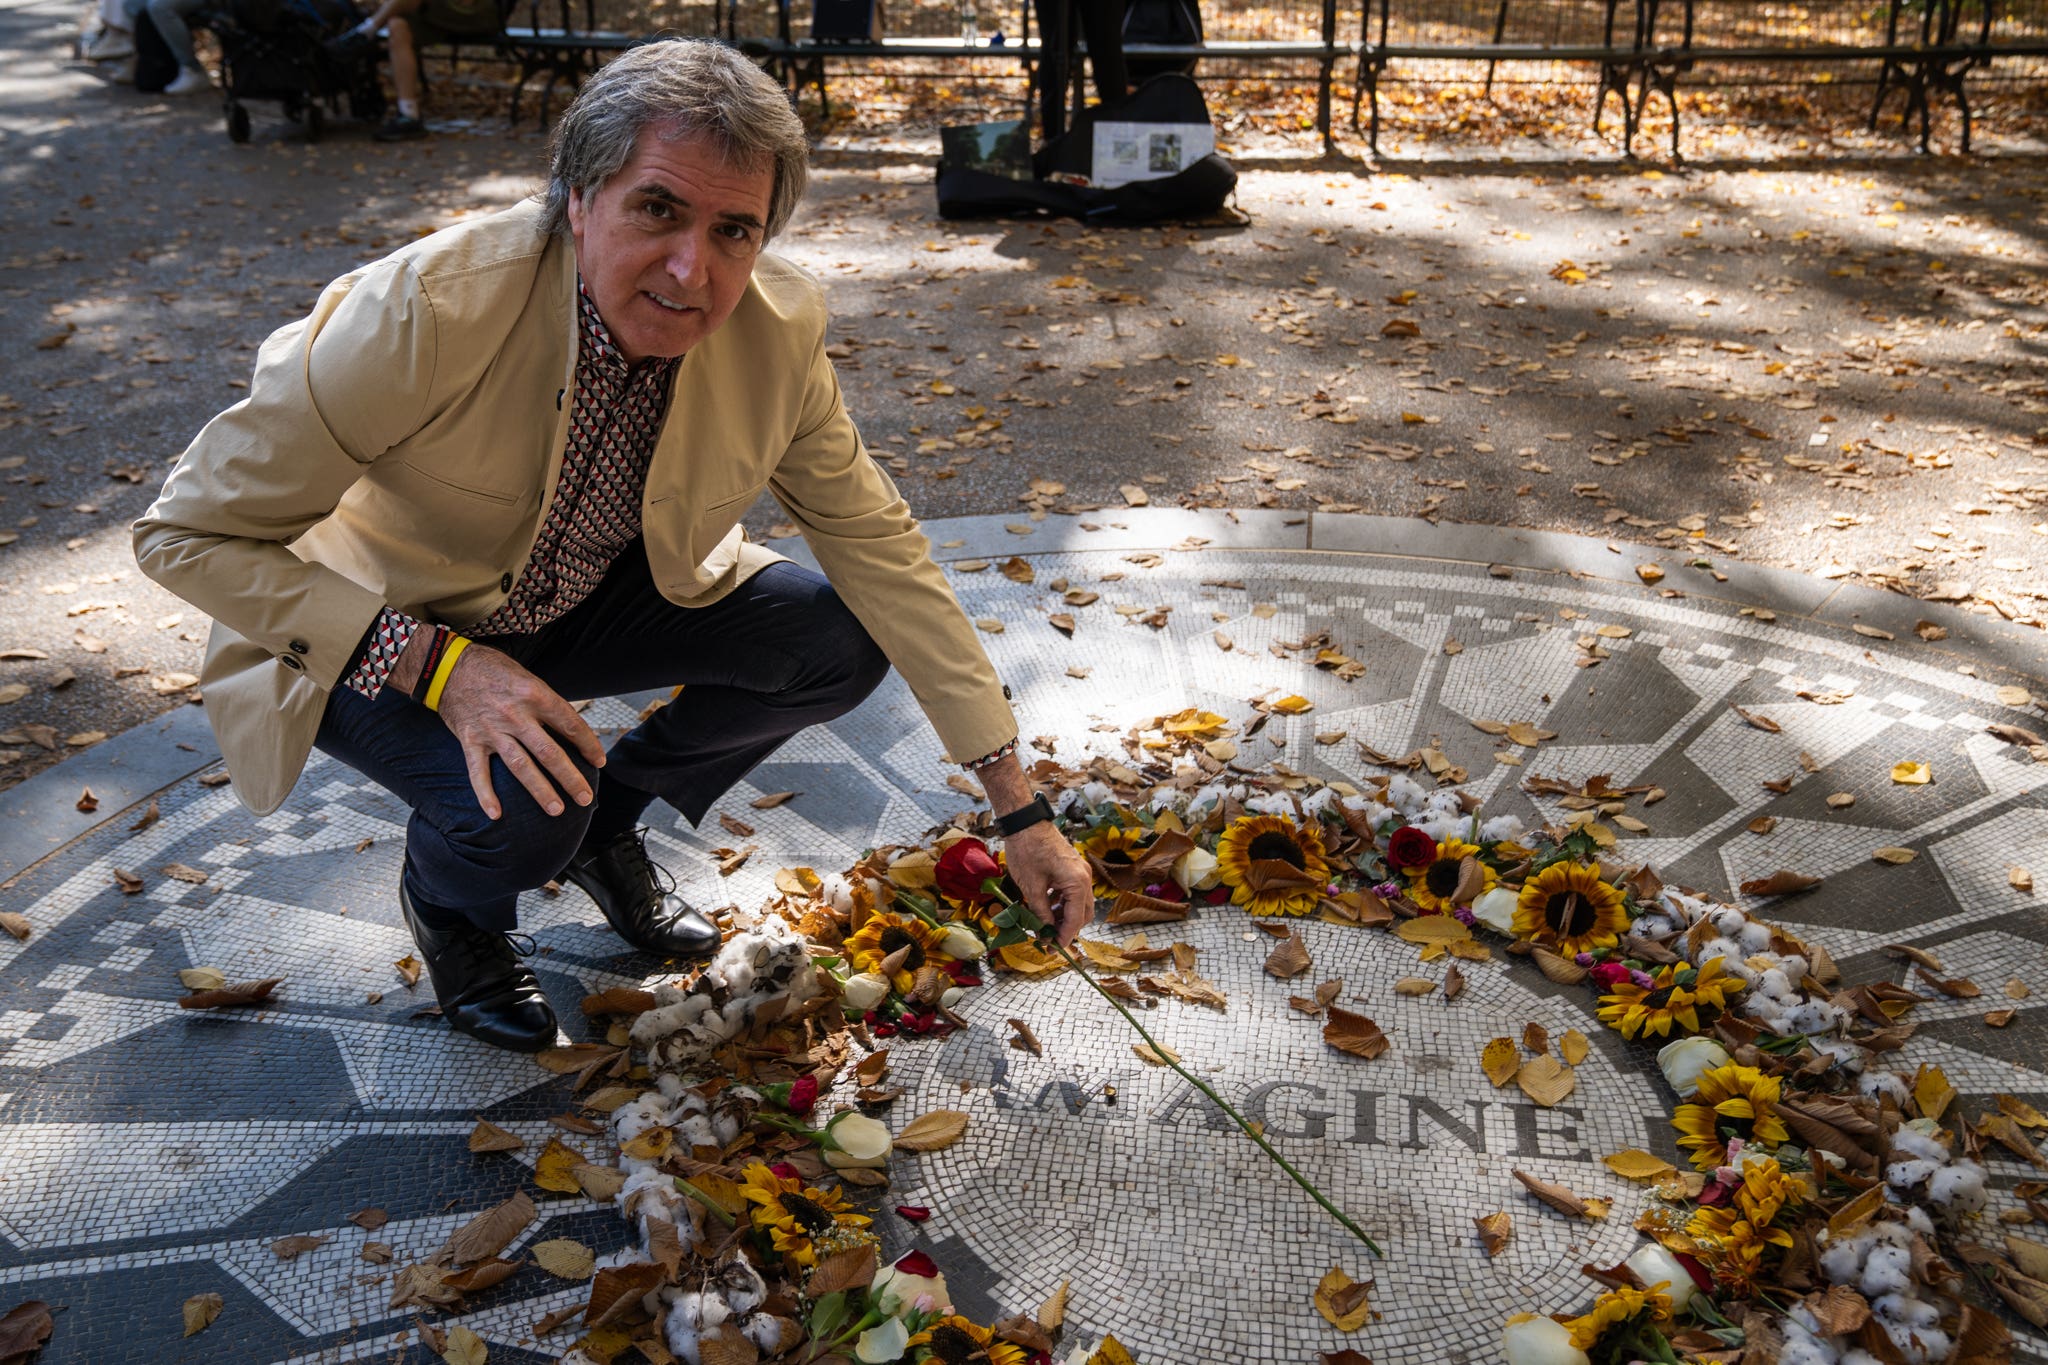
[993,792,1055,837]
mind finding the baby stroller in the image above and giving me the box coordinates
[202,0,385,142]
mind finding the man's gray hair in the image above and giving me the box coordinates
[541,40,809,241]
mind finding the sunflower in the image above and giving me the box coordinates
[1597,965,1700,1040]
[1686,956,1741,1013]
[1564,1283,1674,1351]
[1672,1063,1789,1171]
[1077,822,1151,899]
[1512,859,1630,956]
[907,1316,1027,1365]
[1404,837,1497,914]
[845,911,953,994]
[738,1163,871,1268]
[1215,813,1332,917]
[1686,1158,1801,1293]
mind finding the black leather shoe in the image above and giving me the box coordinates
[400,884,559,1053]
[561,829,721,958]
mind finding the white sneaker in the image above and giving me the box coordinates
[164,67,211,95]
[84,28,135,60]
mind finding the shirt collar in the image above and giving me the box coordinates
[576,279,681,383]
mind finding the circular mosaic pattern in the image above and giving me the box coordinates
[0,522,2042,1363]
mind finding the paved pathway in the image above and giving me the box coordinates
[0,511,2043,1362]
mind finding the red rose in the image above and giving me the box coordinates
[935,837,1003,903]
[894,1249,942,1278]
[786,1074,818,1114]
[769,1161,801,1180]
[1589,962,1634,991]
[1386,826,1437,871]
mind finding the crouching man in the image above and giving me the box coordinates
[134,40,1089,1054]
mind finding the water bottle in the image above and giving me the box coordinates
[960,0,978,46]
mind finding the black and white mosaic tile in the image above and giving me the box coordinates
[1,528,2044,1362]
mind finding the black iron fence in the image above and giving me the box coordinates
[498,0,2048,153]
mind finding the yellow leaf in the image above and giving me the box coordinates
[182,1292,223,1337]
[618,1126,672,1162]
[1038,1279,1071,1331]
[1873,847,1918,865]
[1481,1037,1521,1087]
[1891,761,1932,785]
[534,1136,586,1193]
[1087,1336,1137,1365]
[1394,977,1436,996]
[1133,1042,1180,1066]
[1400,411,1425,424]
[683,1171,750,1217]
[894,1110,971,1152]
[1516,1055,1576,1107]
[442,1324,488,1365]
[1314,1266,1374,1332]
[1603,1149,1677,1181]
[1270,694,1314,715]
[1559,1029,1589,1065]
[1395,916,1472,947]
[531,1238,596,1279]
[1914,1064,1956,1122]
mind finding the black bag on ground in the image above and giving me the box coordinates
[1123,0,1201,81]
[936,72,1234,225]
[133,8,181,92]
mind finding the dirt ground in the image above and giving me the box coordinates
[2,0,2044,792]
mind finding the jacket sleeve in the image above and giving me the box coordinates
[132,259,438,691]
[766,336,1018,767]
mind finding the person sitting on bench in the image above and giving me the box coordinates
[348,0,503,140]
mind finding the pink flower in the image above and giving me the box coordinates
[1588,962,1634,990]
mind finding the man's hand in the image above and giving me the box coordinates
[432,644,606,820]
[999,819,1095,945]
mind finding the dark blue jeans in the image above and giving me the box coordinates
[315,548,890,931]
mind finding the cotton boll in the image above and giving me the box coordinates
[1780,1340,1843,1365]
[1708,906,1750,936]
[1358,802,1395,832]
[1299,787,1341,820]
[1886,1159,1937,1194]
[1634,914,1680,938]
[1858,1243,1914,1297]
[1737,921,1776,953]
[705,1255,768,1316]
[1818,1232,1871,1284]
[1755,968,1797,1001]
[1890,1129,1949,1163]
[1928,1161,1988,1212]
[1700,940,1756,982]
[1417,813,1467,843]
[1422,789,1464,817]
[1873,1294,1940,1330]
[817,872,854,914]
[1839,1353,1885,1365]
[1858,1071,1908,1103]
[1479,813,1527,843]
[1782,1001,1846,1035]
[1385,775,1428,815]
[742,1313,792,1353]
[1777,953,1810,980]
[614,1093,670,1143]
[1244,792,1298,818]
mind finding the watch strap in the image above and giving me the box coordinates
[993,792,1055,837]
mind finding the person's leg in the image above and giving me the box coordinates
[525,550,892,835]
[145,0,201,71]
[387,15,420,108]
[1031,0,1073,142]
[315,682,596,932]
[1075,0,1129,106]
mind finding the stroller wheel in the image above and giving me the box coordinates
[305,102,325,142]
[227,101,252,143]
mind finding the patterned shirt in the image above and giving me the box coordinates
[339,282,1012,771]
[341,283,678,697]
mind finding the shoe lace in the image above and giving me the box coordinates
[613,832,678,902]
[506,931,538,957]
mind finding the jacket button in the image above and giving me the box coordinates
[280,655,303,671]
[289,639,309,655]
[499,573,514,592]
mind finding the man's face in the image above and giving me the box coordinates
[566,127,776,363]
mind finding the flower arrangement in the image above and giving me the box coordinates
[530,716,2027,1365]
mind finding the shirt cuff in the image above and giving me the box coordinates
[959,737,1020,771]
[340,607,423,700]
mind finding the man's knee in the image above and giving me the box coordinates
[438,751,599,885]
[811,598,890,708]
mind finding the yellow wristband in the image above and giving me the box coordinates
[422,635,470,713]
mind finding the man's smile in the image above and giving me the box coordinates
[643,291,698,314]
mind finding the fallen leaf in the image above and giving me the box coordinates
[1474,1212,1512,1256]
[467,1119,525,1153]
[441,1324,488,1365]
[177,967,226,991]
[750,790,800,808]
[178,977,282,1010]
[1872,847,1918,865]
[1516,1055,1576,1107]
[1914,1065,1956,1123]
[1133,1042,1180,1066]
[1514,1168,1596,1218]
[1603,1149,1676,1181]
[2013,868,2035,893]
[1037,1279,1070,1331]
[894,1110,970,1152]
[271,1234,328,1260]
[394,955,422,988]
[531,1238,596,1280]
[1739,869,1823,898]
[1891,761,1932,785]
[1522,1022,1549,1055]
[1732,705,1781,733]
[348,1207,388,1231]
[1324,1007,1389,1060]
[1264,934,1311,979]
[807,1244,878,1297]
[1481,1038,1521,1087]
[1314,1266,1373,1332]
[181,1293,221,1337]
[1394,977,1436,996]
[442,1190,536,1265]
[1559,1029,1589,1065]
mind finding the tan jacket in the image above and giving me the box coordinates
[133,201,1016,815]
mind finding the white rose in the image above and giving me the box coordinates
[1624,1243,1697,1313]
[825,1111,893,1162]
[1173,846,1220,891]
[940,986,966,1008]
[872,1261,951,1317]
[854,1315,910,1362]
[840,972,891,1013]
[939,924,987,961]
[1471,886,1520,935]
[1501,1313,1591,1365]
[1657,1036,1732,1098]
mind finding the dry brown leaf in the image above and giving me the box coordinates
[1394,977,1436,997]
[1324,1007,1389,1060]
[1739,869,1823,898]
[894,1110,970,1152]
[270,1234,327,1260]
[535,1136,587,1192]
[394,955,422,988]
[441,1325,489,1365]
[1133,1042,1180,1066]
[1522,1022,1549,1055]
[1263,933,1312,980]
[1037,1279,1070,1331]
[467,1119,525,1153]
[443,1190,536,1266]
[178,977,283,1010]
[1514,1169,1592,1218]
[806,1244,878,1297]
[1481,1038,1521,1087]
[1474,1211,1511,1256]
[182,1292,222,1337]
[1732,704,1781,733]
[532,1238,596,1280]
[1603,1149,1676,1181]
